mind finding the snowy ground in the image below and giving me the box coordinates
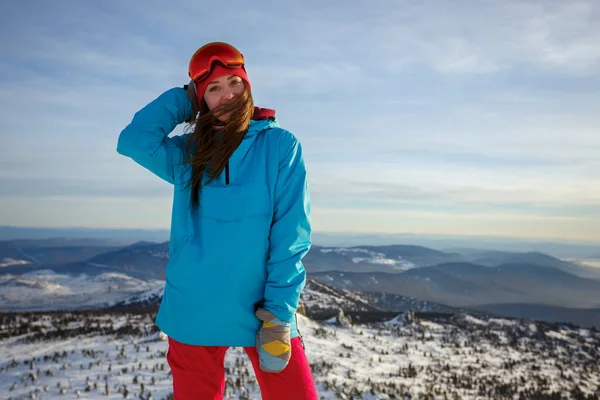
[301,280,375,313]
[1,311,599,399]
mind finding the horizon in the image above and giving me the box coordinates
[1,1,599,241]
[2,224,600,246]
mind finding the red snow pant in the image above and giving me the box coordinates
[167,336,319,400]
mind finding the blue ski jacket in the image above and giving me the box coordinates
[116,87,311,346]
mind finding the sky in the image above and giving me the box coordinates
[1,0,599,242]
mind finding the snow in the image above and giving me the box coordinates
[1,309,599,399]
[546,330,572,342]
[382,313,404,327]
[352,256,397,265]
[1,259,599,398]
[117,284,166,307]
[148,251,168,260]
[418,320,445,331]
[567,258,600,269]
[300,280,373,313]
[463,314,488,326]
[579,329,590,337]
[320,247,419,271]
[1,332,173,399]
[0,258,31,268]
[0,272,164,312]
[489,318,518,326]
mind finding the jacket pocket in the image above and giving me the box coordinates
[199,184,271,222]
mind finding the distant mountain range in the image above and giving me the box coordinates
[305,244,600,279]
[312,262,600,307]
[2,225,599,258]
[2,237,600,327]
[302,244,464,272]
[0,238,124,268]
[0,239,168,280]
[0,226,167,243]
[5,239,600,280]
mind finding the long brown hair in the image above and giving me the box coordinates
[184,84,254,210]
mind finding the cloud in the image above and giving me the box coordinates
[1,0,599,240]
[310,206,600,241]
[360,1,600,75]
[310,175,600,209]
[0,177,172,198]
[0,196,173,229]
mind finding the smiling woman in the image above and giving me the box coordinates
[116,41,318,400]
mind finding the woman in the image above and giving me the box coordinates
[117,42,318,399]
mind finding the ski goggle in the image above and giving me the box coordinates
[188,42,245,82]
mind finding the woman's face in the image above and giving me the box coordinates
[203,74,245,120]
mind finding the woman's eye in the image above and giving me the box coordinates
[209,86,219,92]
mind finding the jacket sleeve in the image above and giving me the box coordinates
[263,132,312,324]
[116,87,192,184]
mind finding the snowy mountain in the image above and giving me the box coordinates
[0,240,168,280]
[310,262,600,327]
[0,238,126,274]
[302,279,381,313]
[0,270,163,312]
[0,258,31,268]
[3,239,600,328]
[71,242,169,280]
[0,226,169,243]
[1,308,598,399]
[458,249,600,280]
[302,244,463,273]
[2,262,600,398]
[3,239,596,279]
[3,227,599,259]
[302,244,600,279]
[349,263,600,308]
[110,283,165,310]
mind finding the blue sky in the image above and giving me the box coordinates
[1,0,599,242]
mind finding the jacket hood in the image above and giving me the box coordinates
[245,108,278,139]
[252,106,276,120]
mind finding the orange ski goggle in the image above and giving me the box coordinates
[188,42,245,82]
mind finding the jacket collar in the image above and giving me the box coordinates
[245,115,279,138]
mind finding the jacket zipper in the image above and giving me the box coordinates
[225,161,230,185]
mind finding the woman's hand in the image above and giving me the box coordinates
[255,308,292,373]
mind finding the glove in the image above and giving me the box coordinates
[183,80,200,122]
[255,308,291,373]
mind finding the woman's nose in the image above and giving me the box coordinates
[221,87,234,100]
